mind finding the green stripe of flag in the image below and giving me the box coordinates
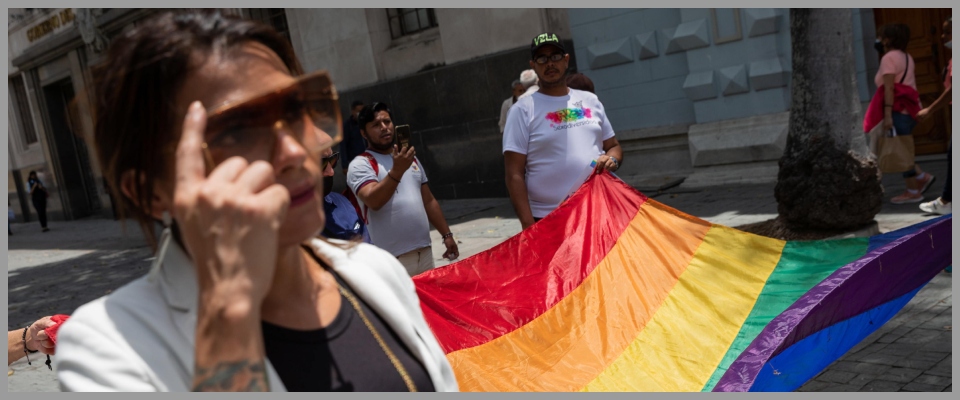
[701,237,870,392]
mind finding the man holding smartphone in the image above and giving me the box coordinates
[503,32,624,230]
[346,102,460,276]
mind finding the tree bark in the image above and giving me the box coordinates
[775,8,883,231]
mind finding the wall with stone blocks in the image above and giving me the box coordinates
[676,8,793,125]
[570,8,878,183]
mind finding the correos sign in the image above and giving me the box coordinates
[27,9,76,43]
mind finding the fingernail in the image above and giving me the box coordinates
[189,101,204,119]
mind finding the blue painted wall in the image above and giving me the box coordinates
[570,8,877,130]
[570,9,694,129]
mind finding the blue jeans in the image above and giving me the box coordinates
[891,113,919,178]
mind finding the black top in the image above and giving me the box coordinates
[27,178,45,200]
[339,116,366,170]
[261,254,435,392]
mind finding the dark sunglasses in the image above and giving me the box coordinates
[201,70,343,168]
[533,52,565,65]
[321,152,340,170]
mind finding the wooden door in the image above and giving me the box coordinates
[874,8,952,155]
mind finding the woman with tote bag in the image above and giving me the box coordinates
[864,24,933,204]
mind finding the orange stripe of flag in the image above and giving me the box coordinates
[446,200,711,391]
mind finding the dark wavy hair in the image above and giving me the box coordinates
[92,10,303,248]
[879,23,911,51]
[357,102,393,133]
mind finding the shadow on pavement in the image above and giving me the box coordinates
[658,158,949,221]
[7,247,153,331]
[8,217,153,252]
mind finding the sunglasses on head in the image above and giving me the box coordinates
[201,70,343,168]
[534,52,565,65]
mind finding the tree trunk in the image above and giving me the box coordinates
[775,8,883,231]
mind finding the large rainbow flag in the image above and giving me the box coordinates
[412,172,951,392]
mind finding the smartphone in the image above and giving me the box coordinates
[395,124,412,151]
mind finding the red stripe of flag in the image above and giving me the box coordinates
[414,173,647,353]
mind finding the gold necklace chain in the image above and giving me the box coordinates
[336,284,418,392]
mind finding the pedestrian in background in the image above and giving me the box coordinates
[565,72,595,94]
[26,170,50,232]
[919,16,952,215]
[870,24,934,204]
[516,68,539,100]
[339,100,366,176]
[498,79,525,134]
[321,146,371,243]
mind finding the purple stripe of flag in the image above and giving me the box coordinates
[714,217,951,392]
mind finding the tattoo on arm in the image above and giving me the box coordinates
[192,359,269,392]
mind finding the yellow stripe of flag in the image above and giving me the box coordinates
[582,225,785,391]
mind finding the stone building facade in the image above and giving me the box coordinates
[8,8,951,223]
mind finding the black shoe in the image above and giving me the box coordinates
[42,227,50,232]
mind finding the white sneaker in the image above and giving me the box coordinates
[919,198,952,215]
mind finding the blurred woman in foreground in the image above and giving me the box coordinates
[54,10,457,392]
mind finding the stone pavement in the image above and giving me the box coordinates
[7,219,154,392]
[6,157,951,391]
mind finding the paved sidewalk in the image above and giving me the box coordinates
[6,158,951,391]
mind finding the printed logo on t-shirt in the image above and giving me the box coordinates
[545,101,600,131]
[411,163,420,172]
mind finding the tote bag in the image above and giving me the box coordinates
[875,126,915,173]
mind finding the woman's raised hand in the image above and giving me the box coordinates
[173,101,290,315]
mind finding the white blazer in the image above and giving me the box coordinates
[54,232,459,392]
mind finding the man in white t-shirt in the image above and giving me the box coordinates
[346,102,459,276]
[503,32,624,230]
